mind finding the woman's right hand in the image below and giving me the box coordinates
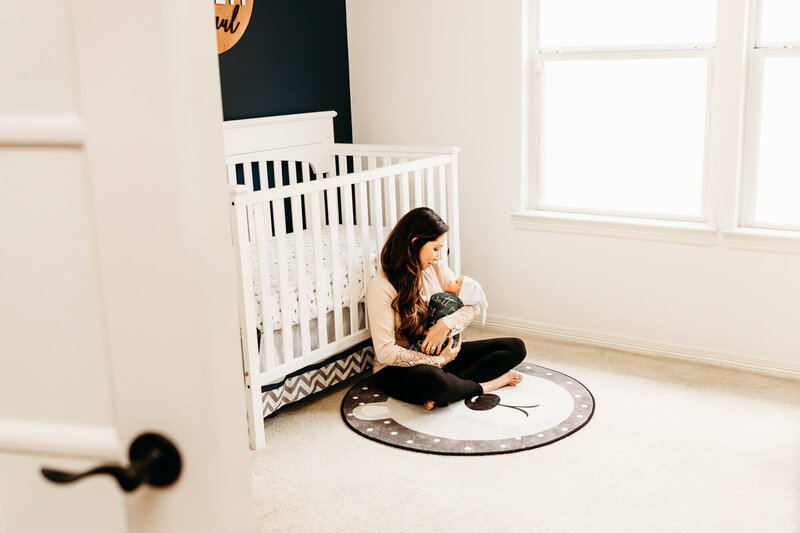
[439,336,462,366]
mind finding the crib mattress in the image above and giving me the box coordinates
[251,224,387,331]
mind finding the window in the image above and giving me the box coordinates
[742,0,800,230]
[519,0,800,248]
[531,0,716,221]
[540,58,708,219]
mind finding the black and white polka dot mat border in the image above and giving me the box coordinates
[341,363,595,455]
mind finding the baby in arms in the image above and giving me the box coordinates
[408,275,488,353]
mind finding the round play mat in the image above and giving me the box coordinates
[341,363,595,455]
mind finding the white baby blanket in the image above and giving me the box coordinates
[459,275,488,325]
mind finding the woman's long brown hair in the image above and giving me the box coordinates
[380,207,449,341]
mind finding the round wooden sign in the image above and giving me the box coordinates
[215,0,253,54]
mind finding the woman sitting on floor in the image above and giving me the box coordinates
[366,207,527,410]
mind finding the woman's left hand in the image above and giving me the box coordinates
[420,319,452,355]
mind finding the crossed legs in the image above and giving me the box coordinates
[374,337,527,407]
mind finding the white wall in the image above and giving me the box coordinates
[346,0,800,374]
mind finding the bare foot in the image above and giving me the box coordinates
[423,400,435,410]
[505,371,523,387]
[479,371,523,394]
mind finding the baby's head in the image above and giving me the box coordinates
[445,276,464,296]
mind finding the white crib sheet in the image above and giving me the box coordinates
[250,224,388,331]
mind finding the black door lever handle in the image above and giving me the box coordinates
[41,432,182,492]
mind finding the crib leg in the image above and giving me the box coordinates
[245,338,266,449]
[245,369,266,450]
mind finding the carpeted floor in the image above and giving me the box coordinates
[251,325,800,533]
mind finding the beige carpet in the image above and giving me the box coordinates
[251,326,800,533]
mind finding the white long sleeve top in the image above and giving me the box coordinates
[366,261,479,374]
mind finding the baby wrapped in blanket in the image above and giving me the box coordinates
[408,275,488,353]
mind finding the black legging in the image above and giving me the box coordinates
[374,337,527,406]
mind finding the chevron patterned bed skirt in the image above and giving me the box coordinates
[260,341,375,417]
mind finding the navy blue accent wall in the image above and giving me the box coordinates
[218,0,353,143]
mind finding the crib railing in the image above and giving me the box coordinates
[229,146,459,446]
[330,144,461,274]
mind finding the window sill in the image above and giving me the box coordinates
[512,211,800,253]
[721,228,800,255]
[511,210,718,246]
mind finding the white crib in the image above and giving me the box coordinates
[225,111,461,449]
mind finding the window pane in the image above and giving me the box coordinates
[539,0,716,48]
[541,58,708,217]
[753,57,800,227]
[761,0,800,43]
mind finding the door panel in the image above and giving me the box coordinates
[0,147,114,425]
[0,453,125,533]
[3,0,78,115]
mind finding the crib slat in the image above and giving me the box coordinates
[425,166,435,209]
[341,178,360,335]
[365,156,377,225]
[356,179,370,332]
[371,173,385,277]
[437,164,449,267]
[243,162,254,190]
[289,163,312,356]
[447,157,461,275]
[308,165,328,350]
[226,164,237,186]
[383,157,397,228]
[258,161,274,235]
[318,170,329,224]
[365,155,382,289]
[366,156,377,230]
[272,162,294,364]
[349,155,362,335]
[242,163,256,231]
[353,156,364,224]
[413,169,423,208]
[400,157,410,215]
[252,201,277,371]
[328,177,345,341]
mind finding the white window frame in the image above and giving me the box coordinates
[738,0,800,232]
[515,0,800,253]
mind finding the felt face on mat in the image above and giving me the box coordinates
[352,376,575,441]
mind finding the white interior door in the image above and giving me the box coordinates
[0,2,255,531]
